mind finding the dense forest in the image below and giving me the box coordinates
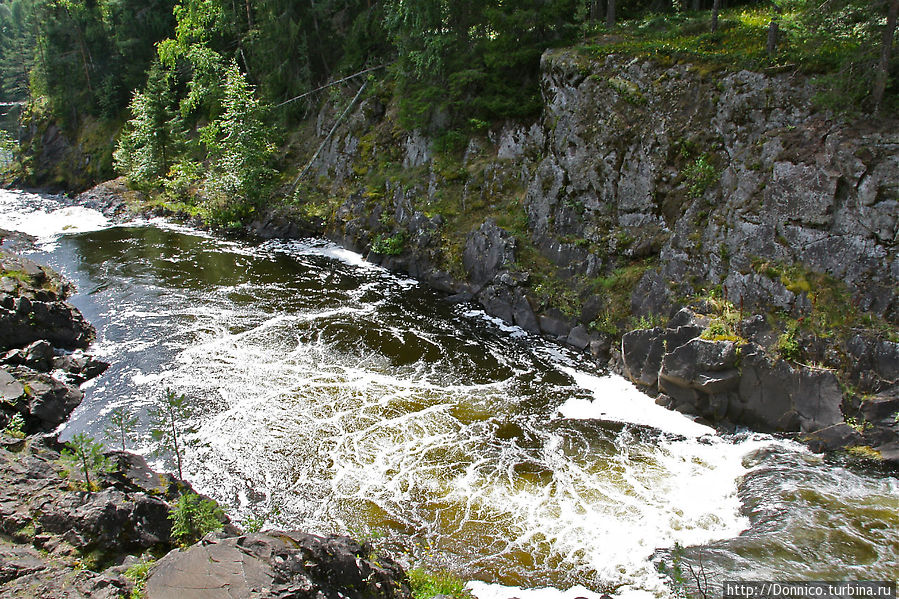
[0,0,897,212]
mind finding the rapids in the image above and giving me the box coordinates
[1,188,896,598]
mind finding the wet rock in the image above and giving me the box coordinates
[802,424,865,453]
[859,393,899,425]
[621,324,704,389]
[51,350,109,384]
[72,178,134,220]
[538,309,572,339]
[146,532,411,599]
[567,325,592,351]
[734,350,843,433]
[659,339,741,394]
[512,291,540,333]
[2,340,54,371]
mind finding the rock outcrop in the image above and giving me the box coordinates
[0,250,108,435]
[618,309,899,465]
[278,48,897,458]
[146,532,411,599]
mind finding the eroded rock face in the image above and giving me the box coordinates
[146,532,412,599]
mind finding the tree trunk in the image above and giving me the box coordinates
[169,406,183,480]
[80,450,92,492]
[873,0,899,114]
[606,0,615,28]
[711,0,720,32]
[693,0,701,11]
[766,18,779,56]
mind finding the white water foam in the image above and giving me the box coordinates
[557,368,714,438]
[0,189,110,248]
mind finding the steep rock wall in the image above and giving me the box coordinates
[533,51,898,320]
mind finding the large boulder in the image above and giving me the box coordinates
[734,349,843,433]
[146,532,411,599]
[37,488,172,554]
[2,367,84,433]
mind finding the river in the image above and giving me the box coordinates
[0,188,896,598]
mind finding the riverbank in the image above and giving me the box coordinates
[0,246,413,598]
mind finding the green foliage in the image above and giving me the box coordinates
[3,412,26,438]
[124,558,157,599]
[169,492,223,546]
[149,389,191,480]
[114,62,184,188]
[3,0,176,121]
[103,406,139,452]
[372,232,406,256]
[580,1,898,114]
[201,60,276,207]
[630,313,665,330]
[385,0,579,127]
[776,321,801,361]
[681,154,718,198]
[60,433,113,492]
[407,568,470,599]
[0,128,16,175]
[590,311,620,336]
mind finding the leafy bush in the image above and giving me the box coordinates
[124,559,157,599]
[682,154,718,198]
[407,568,470,599]
[776,322,801,361]
[3,413,26,438]
[169,492,224,546]
[372,232,406,256]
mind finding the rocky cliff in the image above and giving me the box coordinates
[255,48,898,462]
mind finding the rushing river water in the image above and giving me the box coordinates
[1,189,896,598]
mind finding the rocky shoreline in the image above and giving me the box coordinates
[0,245,413,598]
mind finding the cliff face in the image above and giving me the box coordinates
[532,51,898,322]
[264,48,898,458]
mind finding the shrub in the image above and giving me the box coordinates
[169,492,224,546]
[682,154,718,198]
[372,232,406,256]
[776,323,801,361]
[408,568,470,599]
[60,433,114,492]
[3,413,26,438]
[124,559,157,599]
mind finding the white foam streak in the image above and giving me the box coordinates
[557,368,715,438]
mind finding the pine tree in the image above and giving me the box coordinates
[202,60,275,205]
